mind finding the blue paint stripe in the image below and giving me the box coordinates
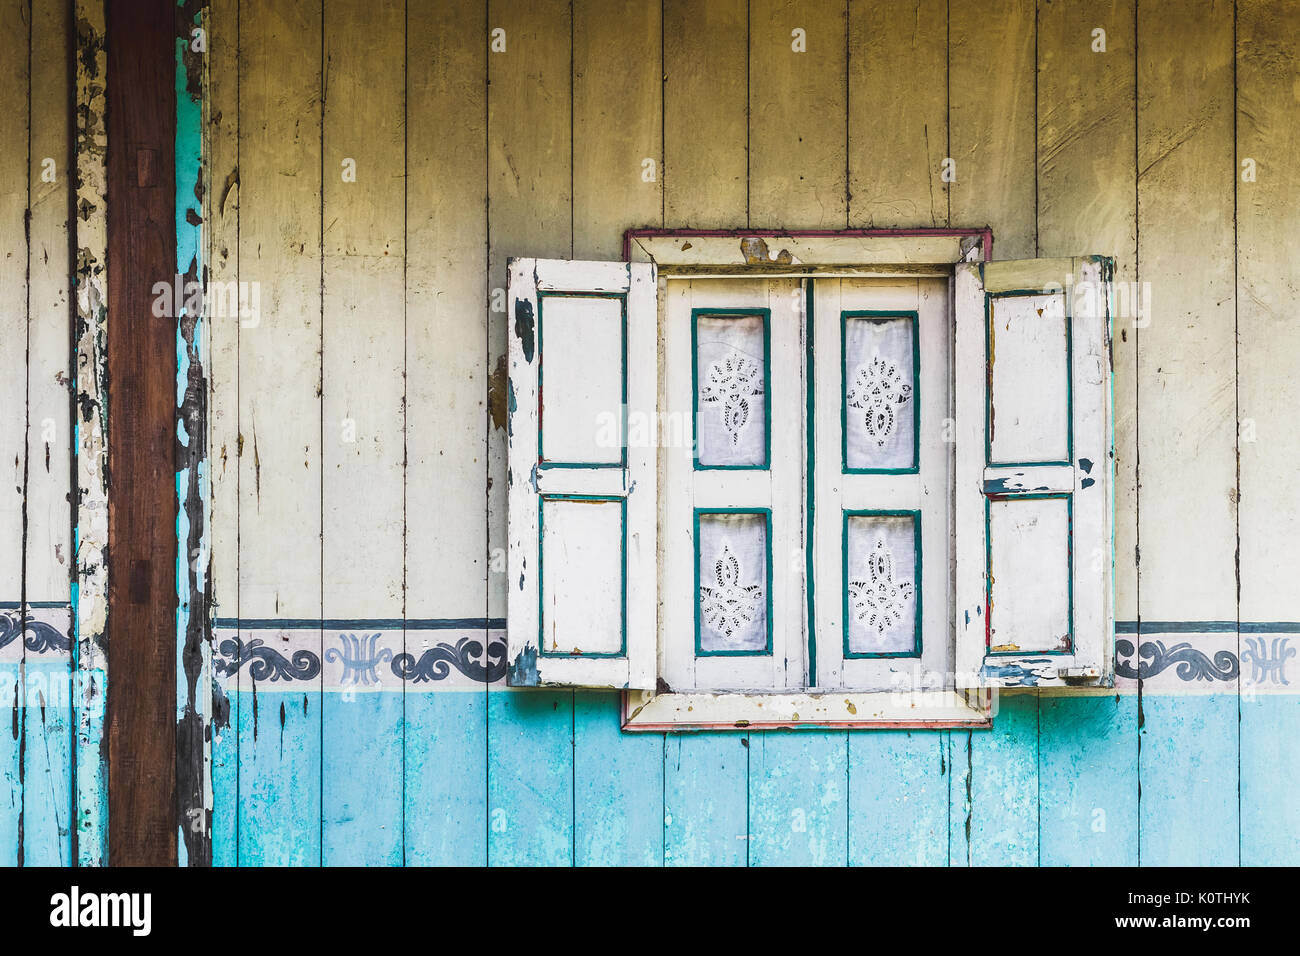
[1117,620,1300,633]
[0,601,71,609]
[214,617,506,630]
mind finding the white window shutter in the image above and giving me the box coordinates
[505,258,657,689]
[955,257,1114,688]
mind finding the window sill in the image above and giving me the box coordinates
[621,688,992,732]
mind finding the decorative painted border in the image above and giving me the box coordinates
[537,494,627,659]
[841,510,922,660]
[0,604,73,661]
[537,290,627,470]
[840,310,920,475]
[211,620,508,691]
[691,307,772,471]
[984,288,1074,469]
[984,492,1074,657]
[694,507,774,658]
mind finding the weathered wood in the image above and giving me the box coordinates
[206,0,239,868]
[1236,0,1300,865]
[0,0,28,869]
[663,0,747,229]
[1135,0,1238,866]
[949,0,1036,258]
[664,732,748,865]
[72,0,109,866]
[105,0,178,866]
[403,0,490,867]
[318,0,406,868]
[748,732,847,866]
[235,0,323,866]
[847,731,949,866]
[749,0,847,229]
[848,0,948,228]
[486,0,575,866]
[23,0,74,867]
[1037,0,1137,623]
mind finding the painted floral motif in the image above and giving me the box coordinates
[701,353,764,446]
[848,539,914,637]
[846,348,912,447]
[699,543,764,641]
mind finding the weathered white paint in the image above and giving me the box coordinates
[506,258,656,689]
[812,277,952,692]
[955,257,1114,688]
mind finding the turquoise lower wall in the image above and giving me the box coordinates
[206,687,1299,866]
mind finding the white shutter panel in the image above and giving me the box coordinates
[506,258,657,689]
[956,257,1114,688]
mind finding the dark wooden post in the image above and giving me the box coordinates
[105,0,178,866]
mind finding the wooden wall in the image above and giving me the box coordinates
[3,0,1298,866]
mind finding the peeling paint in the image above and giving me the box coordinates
[513,298,535,364]
[509,646,539,686]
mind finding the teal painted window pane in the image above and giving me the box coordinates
[845,514,918,655]
[698,513,769,653]
[696,314,767,467]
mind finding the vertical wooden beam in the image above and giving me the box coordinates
[1237,0,1300,866]
[105,0,178,865]
[0,0,30,868]
[73,0,110,867]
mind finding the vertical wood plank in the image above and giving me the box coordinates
[848,0,948,228]
[663,0,747,228]
[320,0,406,866]
[1135,0,1238,866]
[207,0,240,867]
[949,0,1036,258]
[663,732,749,866]
[486,0,574,866]
[0,0,28,869]
[748,0,847,228]
[1033,0,1139,868]
[957,692,1039,866]
[1039,694,1138,865]
[573,693,661,866]
[23,0,73,867]
[1236,0,1300,866]
[748,732,847,866]
[71,0,109,865]
[105,0,178,865]
[403,0,490,867]
[236,0,323,866]
[568,0,664,866]
[847,731,949,866]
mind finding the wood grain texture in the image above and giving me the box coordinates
[848,0,948,228]
[748,0,848,228]
[234,0,323,866]
[403,0,489,867]
[0,0,28,869]
[949,0,1036,259]
[1236,0,1300,865]
[106,0,178,866]
[663,0,747,228]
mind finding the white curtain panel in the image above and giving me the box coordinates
[697,512,769,653]
[844,315,915,471]
[695,313,767,467]
[845,513,918,655]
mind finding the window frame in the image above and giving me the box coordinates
[621,228,996,731]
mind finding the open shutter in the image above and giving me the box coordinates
[506,258,657,689]
[955,257,1114,688]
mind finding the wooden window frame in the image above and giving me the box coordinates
[622,228,996,732]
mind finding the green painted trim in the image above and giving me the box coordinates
[694,508,774,658]
[984,289,1073,469]
[537,291,628,470]
[804,279,817,687]
[840,310,920,475]
[691,307,772,471]
[537,493,627,659]
[841,510,923,660]
[984,492,1074,656]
